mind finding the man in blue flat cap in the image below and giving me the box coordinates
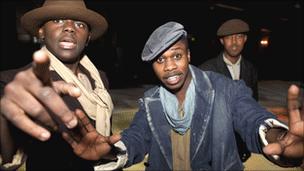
[61,21,303,170]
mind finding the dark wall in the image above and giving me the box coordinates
[1,0,303,88]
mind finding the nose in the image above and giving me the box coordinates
[164,58,177,71]
[231,35,237,43]
[63,20,75,33]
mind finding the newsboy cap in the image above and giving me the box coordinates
[217,19,249,37]
[141,21,187,61]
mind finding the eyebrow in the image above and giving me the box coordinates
[169,46,183,51]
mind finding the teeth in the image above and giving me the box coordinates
[167,75,178,82]
[60,42,75,49]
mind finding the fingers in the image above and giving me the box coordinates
[31,50,78,129]
[53,81,81,98]
[0,98,51,141]
[287,85,304,137]
[1,50,78,143]
[32,50,79,128]
[264,138,304,158]
[32,50,51,86]
[3,79,57,129]
[75,109,94,133]
[62,132,78,148]
[60,109,93,143]
[288,84,300,112]
[32,86,78,129]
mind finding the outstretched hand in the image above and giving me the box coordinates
[0,50,81,141]
[263,85,303,163]
[62,109,121,161]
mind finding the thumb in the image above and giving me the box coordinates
[263,143,284,155]
[109,134,121,145]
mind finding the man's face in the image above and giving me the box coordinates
[152,39,191,93]
[220,33,247,58]
[39,19,90,63]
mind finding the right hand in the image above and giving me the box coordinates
[62,109,121,161]
[0,50,81,141]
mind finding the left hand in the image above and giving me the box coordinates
[62,109,121,161]
[263,85,303,159]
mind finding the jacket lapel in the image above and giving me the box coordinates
[189,66,215,160]
[145,95,173,169]
[217,53,233,79]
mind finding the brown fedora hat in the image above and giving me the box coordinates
[21,0,108,40]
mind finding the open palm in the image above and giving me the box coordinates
[263,85,304,163]
[62,109,120,160]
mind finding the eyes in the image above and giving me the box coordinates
[224,34,245,40]
[156,53,183,64]
[52,19,88,30]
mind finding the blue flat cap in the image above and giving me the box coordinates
[141,21,187,61]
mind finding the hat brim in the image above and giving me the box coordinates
[21,5,108,40]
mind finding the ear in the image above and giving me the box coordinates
[85,35,91,46]
[220,38,224,45]
[187,49,191,62]
[244,35,248,43]
[38,28,45,40]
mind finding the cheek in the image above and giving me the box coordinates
[222,41,231,48]
[153,65,163,78]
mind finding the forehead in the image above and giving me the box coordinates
[166,40,187,51]
[223,33,246,38]
[44,18,88,25]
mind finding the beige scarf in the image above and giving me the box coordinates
[41,46,113,136]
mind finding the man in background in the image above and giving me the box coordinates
[199,18,258,162]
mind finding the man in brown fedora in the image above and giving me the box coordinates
[199,18,258,162]
[0,0,117,170]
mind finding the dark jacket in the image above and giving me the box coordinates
[0,63,109,171]
[199,52,259,162]
[121,65,275,170]
[199,52,258,101]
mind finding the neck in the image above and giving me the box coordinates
[175,72,192,105]
[43,46,81,75]
[64,62,80,75]
[224,53,240,64]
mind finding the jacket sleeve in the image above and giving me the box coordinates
[230,80,276,153]
[120,98,151,167]
[0,149,26,171]
[251,64,259,101]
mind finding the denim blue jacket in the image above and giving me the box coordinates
[121,65,275,170]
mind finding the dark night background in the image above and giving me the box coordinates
[1,0,303,89]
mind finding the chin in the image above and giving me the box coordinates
[164,83,182,93]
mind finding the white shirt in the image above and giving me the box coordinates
[223,54,242,80]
